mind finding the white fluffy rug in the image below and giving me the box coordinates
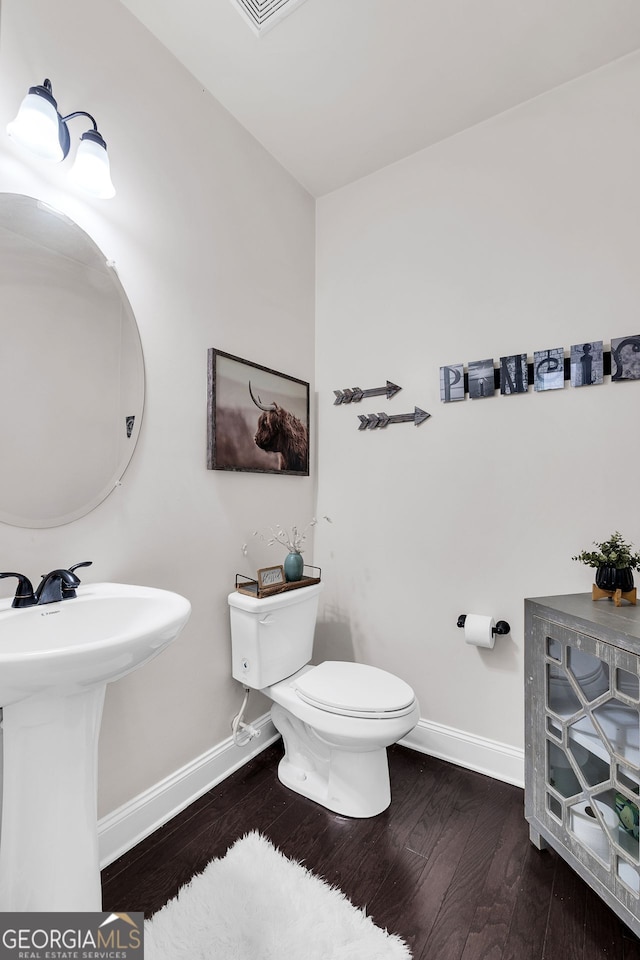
[145,831,412,960]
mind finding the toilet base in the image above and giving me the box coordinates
[271,703,391,818]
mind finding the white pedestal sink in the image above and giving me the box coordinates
[0,582,191,911]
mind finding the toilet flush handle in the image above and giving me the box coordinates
[259,615,275,625]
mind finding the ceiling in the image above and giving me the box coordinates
[119,0,640,197]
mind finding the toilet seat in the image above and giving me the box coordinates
[293,661,416,719]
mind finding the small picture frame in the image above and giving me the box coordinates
[534,347,565,392]
[257,565,285,590]
[499,354,529,395]
[468,359,495,399]
[611,335,640,382]
[570,341,603,387]
[440,363,465,402]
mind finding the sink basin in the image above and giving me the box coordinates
[0,582,191,912]
[0,582,192,705]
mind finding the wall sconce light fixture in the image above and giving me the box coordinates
[7,79,115,199]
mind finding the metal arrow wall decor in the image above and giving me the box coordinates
[358,407,431,430]
[334,380,401,404]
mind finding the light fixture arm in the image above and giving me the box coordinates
[60,111,109,157]
[60,111,99,132]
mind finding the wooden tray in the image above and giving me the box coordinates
[235,566,321,599]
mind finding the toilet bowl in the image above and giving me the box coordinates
[228,583,419,817]
[267,661,419,816]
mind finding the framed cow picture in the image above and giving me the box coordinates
[207,349,310,475]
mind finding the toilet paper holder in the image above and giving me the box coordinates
[457,614,511,636]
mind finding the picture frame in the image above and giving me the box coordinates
[207,349,310,475]
[570,341,603,388]
[611,335,640,382]
[468,358,495,399]
[499,354,528,395]
[534,347,565,392]
[257,565,286,590]
[439,363,465,402]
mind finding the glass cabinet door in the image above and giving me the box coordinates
[533,618,640,903]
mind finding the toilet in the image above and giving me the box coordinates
[228,582,419,817]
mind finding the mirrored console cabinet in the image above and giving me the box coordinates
[525,594,640,936]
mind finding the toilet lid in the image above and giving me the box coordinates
[294,661,416,718]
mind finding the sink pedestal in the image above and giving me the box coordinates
[0,582,192,910]
[0,685,106,911]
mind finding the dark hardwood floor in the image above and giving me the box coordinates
[102,742,640,959]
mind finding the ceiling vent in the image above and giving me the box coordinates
[229,0,310,36]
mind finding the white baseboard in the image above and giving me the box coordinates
[99,714,523,867]
[98,713,279,868]
[400,718,525,788]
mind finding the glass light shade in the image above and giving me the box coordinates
[7,91,64,162]
[68,133,116,199]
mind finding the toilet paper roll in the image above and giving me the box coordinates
[570,799,617,862]
[549,742,591,796]
[464,614,496,649]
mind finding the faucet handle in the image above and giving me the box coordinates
[60,561,93,598]
[0,572,36,608]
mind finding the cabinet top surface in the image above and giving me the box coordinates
[526,592,640,642]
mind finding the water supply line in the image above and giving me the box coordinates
[232,686,261,747]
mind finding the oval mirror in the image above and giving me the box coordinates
[0,194,144,527]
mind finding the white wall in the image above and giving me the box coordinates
[315,53,640,769]
[0,0,315,816]
[2,0,639,820]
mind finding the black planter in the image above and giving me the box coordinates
[595,566,635,592]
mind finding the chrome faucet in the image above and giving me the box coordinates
[0,562,92,607]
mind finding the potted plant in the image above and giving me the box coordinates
[572,531,640,592]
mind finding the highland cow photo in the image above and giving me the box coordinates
[207,349,309,475]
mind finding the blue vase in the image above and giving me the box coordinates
[284,551,304,582]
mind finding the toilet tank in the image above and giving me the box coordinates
[228,582,322,689]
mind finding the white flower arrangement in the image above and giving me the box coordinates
[246,516,332,555]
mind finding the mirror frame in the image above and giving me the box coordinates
[0,193,145,528]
